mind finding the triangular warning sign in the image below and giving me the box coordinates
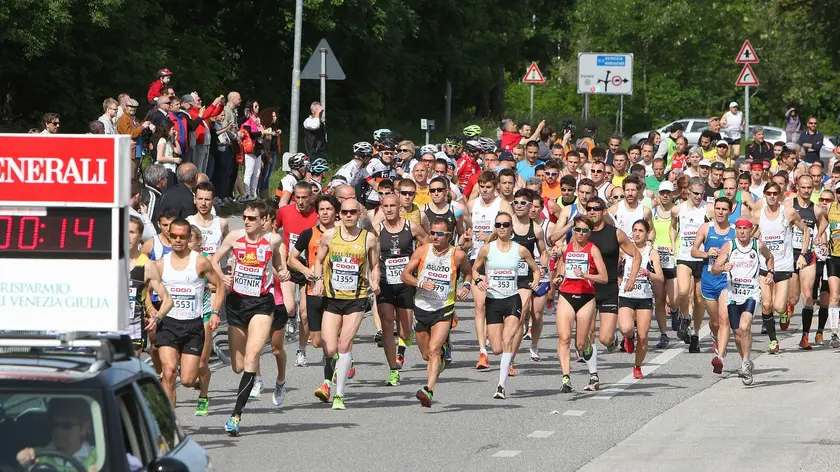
[736,40,759,63]
[522,62,545,84]
[736,64,759,86]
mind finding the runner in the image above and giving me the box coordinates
[472,212,540,399]
[465,171,513,370]
[375,194,428,383]
[618,220,663,378]
[423,176,467,244]
[556,215,609,392]
[814,188,834,345]
[401,218,472,407]
[141,208,177,376]
[155,218,222,407]
[128,216,172,356]
[275,153,309,207]
[262,213,292,409]
[591,161,614,202]
[211,201,289,435]
[511,189,549,368]
[691,197,736,359]
[789,174,826,350]
[754,182,811,354]
[651,181,677,348]
[275,181,319,366]
[671,177,708,352]
[711,218,774,385]
[608,175,654,241]
[527,193,555,357]
[311,198,380,410]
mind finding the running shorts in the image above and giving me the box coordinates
[595,282,619,314]
[307,294,326,331]
[485,295,522,324]
[560,292,595,313]
[701,279,727,301]
[662,268,676,280]
[289,270,307,286]
[324,298,369,316]
[376,283,416,310]
[727,299,757,330]
[414,305,455,333]
[226,292,275,329]
[272,304,289,332]
[826,256,840,279]
[618,296,653,311]
[155,317,204,355]
[758,270,793,283]
[677,260,704,279]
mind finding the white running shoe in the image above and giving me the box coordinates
[272,380,287,406]
[249,377,264,399]
[295,349,307,367]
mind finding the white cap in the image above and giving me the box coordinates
[658,181,675,192]
[699,159,712,167]
[729,101,739,108]
[715,140,729,147]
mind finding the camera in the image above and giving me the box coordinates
[562,120,575,132]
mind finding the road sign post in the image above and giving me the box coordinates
[288,0,304,154]
[735,41,759,151]
[578,53,633,132]
[522,62,545,125]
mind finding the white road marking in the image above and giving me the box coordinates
[528,430,556,438]
[563,410,586,416]
[594,324,711,400]
[492,450,522,458]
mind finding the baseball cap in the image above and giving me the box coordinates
[699,159,712,168]
[658,181,675,193]
[729,101,739,108]
[498,151,514,162]
[126,98,139,107]
[711,161,725,171]
[716,140,729,147]
[180,94,195,105]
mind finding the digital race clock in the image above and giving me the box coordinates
[0,207,113,259]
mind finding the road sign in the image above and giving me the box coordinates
[736,64,759,86]
[736,40,759,63]
[577,53,633,95]
[522,62,545,84]
[301,38,346,80]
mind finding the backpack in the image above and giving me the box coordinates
[239,127,255,154]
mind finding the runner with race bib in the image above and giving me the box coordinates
[671,177,708,345]
[652,181,678,348]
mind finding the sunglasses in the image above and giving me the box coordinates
[51,121,60,125]
[340,209,359,215]
[170,233,190,240]
[573,227,591,233]
[717,145,728,148]
[513,200,531,206]
[586,206,603,212]
[378,191,393,196]
[820,198,834,203]
[398,149,412,153]
[764,191,779,196]
[429,187,446,193]
[494,222,512,228]
[243,215,261,222]
[612,195,625,200]
[400,191,416,196]
[430,231,450,237]
[809,122,817,125]
[592,169,604,174]
[422,159,435,163]
[545,171,559,177]
[691,191,704,196]
[382,151,395,155]
[561,187,575,192]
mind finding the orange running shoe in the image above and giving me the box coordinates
[476,352,490,370]
[816,332,824,345]
[508,362,516,377]
[799,335,813,350]
[633,366,643,379]
[451,315,459,329]
[314,380,332,403]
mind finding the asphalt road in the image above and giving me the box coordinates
[172,216,840,471]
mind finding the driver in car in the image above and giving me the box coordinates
[15,398,98,472]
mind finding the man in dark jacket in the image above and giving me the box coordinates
[746,126,773,164]
[143,164,169,230]
[799,116,825,164]
[157,163,199,220]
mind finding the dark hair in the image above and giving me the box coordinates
[47,398,90,421]
[779,149,794,160]
[551,143,565,151]
[315,194,338,211]
[131,179,143,196]
[430,176,449,189]
[578,178,596,191]
[622,174,643,189]
[258,107,279,130]
[572,214,594,229]
[587,196,606,208]
[591,147,606,160]
[632,219,650,232]
[713,196,733,210]
[627,143,641,153]
[499,168,516,180]
[525,140,540,150]
[545,160,561,171]
[129,215,144,235]
[244,200,270,218]
[519,121,531,129]
[630,163,646,175]
[379,179,394,191]
[700,130,716,141]
[169,217,192,233]
[399,179,417,190]
[614,149,628,159]
[88,120,105,134]
[478,170,498,185]
[774,141,786,148]
[42,112,60,127]
[560,175,577,188]
[155,119,173,140]
[774,170,789,182]
[195,181,216,196]
[431,217,450,230]
[764,182,782,195]
[434,158,449,168]
[159,208,178,221]
[738,172,751,182]
[514,188,535,200]
[540,126,555,141]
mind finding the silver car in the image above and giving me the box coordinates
[629,118,709,146]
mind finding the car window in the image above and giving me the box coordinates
[137,380,182,453]
[689,120,708,132]
[116,386,153,468]
[675,121,690,131]
[0,394,106,471]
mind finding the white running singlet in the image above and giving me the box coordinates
[470,196,502,260]
[613,200,645,239]
[759,206,794,272]
[186,215,224,256]
[677,202,706,261]
[726,239,761,305]
[161,251,205,321]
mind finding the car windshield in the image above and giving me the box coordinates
[0,393,106,472]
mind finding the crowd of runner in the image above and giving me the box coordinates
[56,75,840,435]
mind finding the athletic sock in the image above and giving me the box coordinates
[830,305,840,333]
[584,342,598,374]
[397,344,407,356]
[762,313,777,342]
[479,347,487,355]
[233,371,255,417]
[498,352,513,388]
[335,352,352,397]
[802,307,814,336]
[324,356,337,383]
[818,306,829,333]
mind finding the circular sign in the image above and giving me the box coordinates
[611,75,624,87]
[584,79,591,85]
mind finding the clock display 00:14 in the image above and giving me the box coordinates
[0,207,112,259]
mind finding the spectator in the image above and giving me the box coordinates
[535,126,553,162]
[645,158,667,192]
[185,93,224,174]
[150,96,171,127]
[211,110,234,199]
[606,134,622,165]
[170,96,191,160]
[575,122,597,160]
[785,105,801,143]
[655,122,684,163]
[799,116,824,164]
[303,101,327,159]
[129,179,156,242]
[499,118,520,152]
[714,140,734,168]
[117,98,152,175]
[516,141,543,180]
[257,107,281,200]
[222,92,242,198]
[746,126,773,164]
[155,120,182,187]
[143,164,168,228]
[721,102,744,157]
[88,121,105,134]
[699,130,717,160]
[241,100,264,199]
[147,68,173,104]
[158,163,199,219]
[116,93,130,120]
[611,150,629,186]
[669,137,689,170]
[98,98,119,134]
[706,116,723,141]
[40,113,60,134]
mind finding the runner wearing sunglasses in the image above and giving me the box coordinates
[472,212,540,399]
[813,189,834,345]
[556,214,608,392]
[401,218,473,407]
[527,194,555,355]
[651,181,677,349]
[423,176,467,245]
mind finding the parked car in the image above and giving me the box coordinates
[629,118,709,146]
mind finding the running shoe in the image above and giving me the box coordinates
[780,309,791,331]
[395,354,405,370]
[583,373,600,391]
[711,333,719,353]
[677,318,691,343]
[331,394,346,410]
[560,375,572,393]
[385,369,401,387]
[530,348,540,362]
[314,380,332,403]
[416,387,433,407]
[816,332,824,345]
[249,377,264,399]
[607,335,620,353]
[831,334,840,348]
[760,318,768,335]
[655,333,670,349]
[195,397,209,417]
[768,339,780,354]
[224,416,241,436]
[799,335,813,350]
[688,335,700,353]
[742,359,754,386]
[632,367,643,379]
[450,315,459,329]
[670,311,680,332]
[273,381,287,406]
[405,331,415,347]
[374,329,383,347]
[493,385,506,400]
[295,349,307,367]
[508,362,516,377]
[571,348,579,362]
[443,341,452,368]
[547,298,554,310]
[523,327,532,340]
[348,360,357,379]
[711,356,723,375]
[476,352,490,370]
[623,336,635,354]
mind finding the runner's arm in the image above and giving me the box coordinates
[669,207,679,251]
[411,221,429,246]
[210,232,237,282]
[816,207,828,243]
[711,241,731,275]
[310,228,333,296]
[455,249,473,300]
[550,206,571,244]
[288,230,312,277]
[140,238,154,256]
[144,262,172,318]
[534,225,549,268]
[618,229,643,285]
[759,241,775,273]
[471,245,490,290]
[400,245,426,288]
[420,210,430,234]
[367,232,380,294]
[196,256,223,330]
[789,207,811,252]
[588,246,609,284]
[645,207,656,242]
[519,245,541,289]
[649,247,664,283]
[690,223,709,259]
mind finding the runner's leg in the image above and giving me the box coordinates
[634,308,652,368]
[158,347,180,405]
[378,302,398,370]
